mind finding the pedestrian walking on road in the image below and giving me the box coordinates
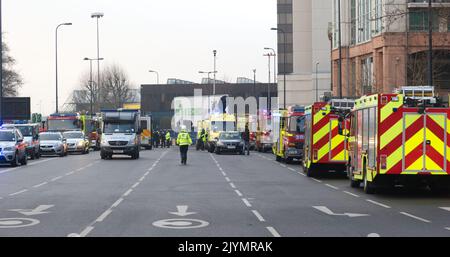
[242,124,250,156]
[165,130,172,148]
[153,130,160,148]
[177,126,192,165]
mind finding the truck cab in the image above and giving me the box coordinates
[100,109,142,160]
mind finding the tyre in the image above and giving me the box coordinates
[36,151,41,159]
[20,154,28,166]
[59,151,65,157]
[30,151,36,160]
[10,153,19,167]
[276,155,282,162]
[100,151,107,160]
[306,165,314,177]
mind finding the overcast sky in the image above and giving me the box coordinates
[4,0,277,115]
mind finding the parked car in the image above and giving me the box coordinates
[63,131,90,154]
[39,132,68,157]
[3,124,41,160]
[214,131,245,155]
[0,127,28,167]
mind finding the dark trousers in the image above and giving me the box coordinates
[244,141,250,155]
[180,145,189,164]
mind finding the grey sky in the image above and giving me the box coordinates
[3,0,277,115]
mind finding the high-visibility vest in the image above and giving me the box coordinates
[177,132,192,146]
[166,132,171,140]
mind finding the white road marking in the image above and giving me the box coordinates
[242,198,252,207]
[235,190,243,197]
[76,167,85,172]
[368,233,381,237]
[111,198,124,208]
[252,210,266,222]
[132,182,140,189]
[298,172,306,176]
[123,189,133,197]
[267,227,281,237]
[66,171,75,176]
[222,172,227,176]
[343,191,360,198]
[439,207,450,212]
[85,164,93,168]
[312,178,322,183]
[9,189,28,196]
[51,176,63,182]
[79,226,95,237]
[230,183,236,189]
[400,212,431,223]
[145,172,150,176]
[288,168,296,172]
[367,200,391,209]
[225,177,231,182]
[445,227,450,231]
[280,164,287,168]
[33,182,48,188]
[139,176,145,182]
[96,210,112,222]
[0,168,19,175]
[325,184,339,190]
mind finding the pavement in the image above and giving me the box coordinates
[0,147,449,237]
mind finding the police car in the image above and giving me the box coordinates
[0,127,28,167]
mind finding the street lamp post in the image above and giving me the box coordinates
[264,47,277,84]
[91,12,104,110]
[149,70,160,84]
[316,62,320,102]
[271,28,286,109]
[0,0,3,125]
[253,69,257,98]
[213,50,217,96]
[428,0,433,88]
[55,22,72,114]
[84,58,104,116]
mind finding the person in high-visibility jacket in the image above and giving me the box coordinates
[202,129,208,151]
[165,131,171,148]
[177,126,192,165]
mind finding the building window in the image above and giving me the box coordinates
[357,0,372,43]
[373,0,383,35]
[361,57,373,94]
[277,0,294,74]
[351,0,357,45]
[409,9,440,31]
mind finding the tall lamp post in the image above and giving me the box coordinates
[428,0,433,88]
[213,50,217,96]
[264,47,277,84]
[0,0,3,125]
[271,28,286,109]
[149,70,160,84]
[55,22,72,114]
[91,12,104,109]
[253,69,257,98]
[315,62,320,102]
[264,50,275,111]
[84,57,104,116]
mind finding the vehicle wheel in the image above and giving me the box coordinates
[276,155,282,162]
[30,152,36,160]
[285,157,293,164]
[59,152,65,157]
[20,154,28,166]
[306,165,314,177]
[363,167,375,194]
[11,153,19,167]
[36,151,41,159]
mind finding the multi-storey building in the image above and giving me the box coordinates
[331,0,450,99]
[276,0,332,107]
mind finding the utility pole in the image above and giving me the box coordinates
[264,53,273,111]
[428,0,433,87]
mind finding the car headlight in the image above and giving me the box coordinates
[101,137,108,145]
[77,141,84,147]
[3,146,15,151]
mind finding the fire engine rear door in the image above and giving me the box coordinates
[402,113,425,173]
[424,114,447,173]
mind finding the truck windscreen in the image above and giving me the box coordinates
[289,116,305,133]
[104,121,135,134]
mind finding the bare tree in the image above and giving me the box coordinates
[2,39,23,96]
[101,64,135,109]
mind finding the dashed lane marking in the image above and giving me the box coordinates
[235,190,243,197]
[230,183,236,189]
[267,227,281,237]
[33,182,48,189]
[252,210,266,222]
[367,200,391,209]
[325,184,339,190]
[343,191,360,198]
[400,212,431,223]
[79,226,95,237]
[112,198,124,208]
[66,171,75,176]
[9,189,28,196]
[242,198,252,208]
[132,182,140,189]
[225,177,231,182]
[51,176,63,182]
[96,210,112,223]
[123,189,133,197]
[312,178,322,183]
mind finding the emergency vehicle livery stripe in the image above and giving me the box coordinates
[380,116,423,154]
[380,100,403,124]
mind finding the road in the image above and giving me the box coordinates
[0,147,449,237]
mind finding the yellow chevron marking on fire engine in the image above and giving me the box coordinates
[313,122,333,145]
[313,108,330,126]
[317,145,329,162]
[332,149,346,162]
[426,129,445,155]
[380,101,402,123]
[404,129,424,157]
[380,118,404,150]
[425,156,443,172]
[406,157,424,172]
[383,147,402,174]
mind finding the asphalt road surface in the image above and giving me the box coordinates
[0,147,449,237]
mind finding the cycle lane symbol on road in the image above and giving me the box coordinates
[0,205,54,229]
[153,205,209,230]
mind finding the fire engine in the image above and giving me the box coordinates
[347,86,450,194]
[47,113,84,132]
[205,113,237,153]
[272,106,305,163]
[303,99,354,177]
[256,109,273,152]
[84,115,102,151]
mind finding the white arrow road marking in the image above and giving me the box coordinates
[9,205,54,216]
[440,207,450,212]
[169,206,197,217]
[313,206,370,218]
